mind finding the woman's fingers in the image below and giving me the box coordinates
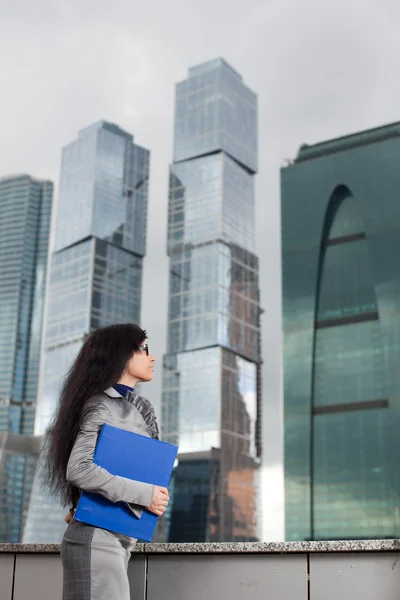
[147,497,169,516]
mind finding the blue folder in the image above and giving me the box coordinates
[74,424,178,541]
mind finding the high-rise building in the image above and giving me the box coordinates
[24,121,150,542]
[0,174,53,541]
[162,59,262,542]
[0,434,41,542]
[281,122,400,541]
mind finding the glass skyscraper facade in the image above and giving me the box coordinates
[282,122,400,541]
[24,121,149,542]
[162,59,262,542]
[0,434,41,543]
[0,174,53,541]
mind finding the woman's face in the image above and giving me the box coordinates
[125,342,156,383]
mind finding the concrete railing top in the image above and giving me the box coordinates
[1,539,400,554]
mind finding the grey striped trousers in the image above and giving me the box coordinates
[61,520,137,600]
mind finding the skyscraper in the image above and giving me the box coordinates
[0,174,53,541]
[281,122,400,542]
[24,121,150,542]
[0,433,41,542]
[162,59,262,542]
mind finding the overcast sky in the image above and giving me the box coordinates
[2,0,400,541]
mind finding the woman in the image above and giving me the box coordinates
[42,323,169,600]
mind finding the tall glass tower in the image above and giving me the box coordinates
[24,121,150,542]
[162,59,262,542]
[282,122,400,541]
[0,174,53,541]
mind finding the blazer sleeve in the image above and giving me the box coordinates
[66,400,154,516]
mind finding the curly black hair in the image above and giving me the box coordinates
[41,323,147,508]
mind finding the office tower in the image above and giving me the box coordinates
[23,121,150,542]
[162,59,262,542]
[0,434,41,542]
[281,122,400,541]
[0,174,53,541]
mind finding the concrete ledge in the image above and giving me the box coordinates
[1,544,400,600]
[141,540,400,553]
[1,539,400,554]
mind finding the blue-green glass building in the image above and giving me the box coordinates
[282,122,400,541]
[24,121,150,542]
[0,174,53,541]
[162,59,262,542]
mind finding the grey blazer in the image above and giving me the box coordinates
[66,387,159,519]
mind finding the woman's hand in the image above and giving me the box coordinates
[147,486,169,516]
[64,509,74,524]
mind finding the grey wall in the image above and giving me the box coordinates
[1,551,400,600]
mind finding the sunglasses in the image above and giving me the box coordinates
[138,343,149,356]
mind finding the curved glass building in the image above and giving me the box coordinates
[282,123,400,541]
